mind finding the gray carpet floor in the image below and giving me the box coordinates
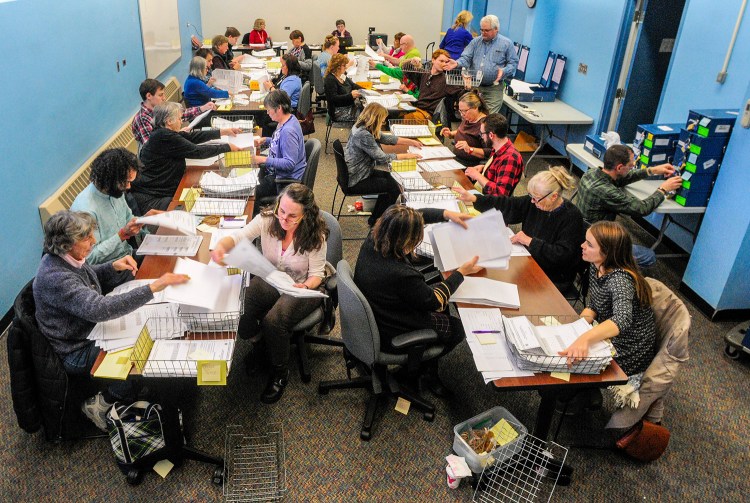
[1,124,748,502]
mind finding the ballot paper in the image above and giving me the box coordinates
[136,210,196,235]
[506,227,532,257]
[418,159,466,172]
[143,339,235,377]
[187,109,211,130]
[178,273,244,331]
[406,192,461,213]
[509,79,536,94]
[209,228,238,250]
[224,239,327,298]
[107,279,166,304]
[137,235,203,257]
[408,146,455,160]
[163,258,228,310]
[199,169,258,196]
[186,155,222,166]
[430,209,511,271]
[374,81,402,91]
[212,69,244,93]
[89,303,181,352]
[363,94,400,109]
[449,277,520,309]
[365,44,385,62]
[390,124,433,137]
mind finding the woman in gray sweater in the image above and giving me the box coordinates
[344,103,421,225]
[33,210,188,430]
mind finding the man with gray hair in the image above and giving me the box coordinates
[446,14,518,113]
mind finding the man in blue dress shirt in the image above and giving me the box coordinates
[446,14,518,114]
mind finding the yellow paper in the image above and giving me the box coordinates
[476,333,497,345]
[179,187,200,201]
[230,167,254,176]
[550,372,571,382]
[94,348,134,380]
[489,418,518,446]
[197,360,227,386]
[395,397,411,415]
[418,136,441,146]
[379,74,390,84]
[467,207,482,217]
[153,459,174,478]
[217,103,233,111]
[473,181,483,193]
[130,327,154,374]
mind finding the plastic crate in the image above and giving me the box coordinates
[453,406,527,474]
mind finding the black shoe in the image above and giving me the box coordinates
[260,367,289,404]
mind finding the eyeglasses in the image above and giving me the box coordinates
[274,211,302,225]
[458,108,471,115]
[530,191,554,203]
[480,28,495,33]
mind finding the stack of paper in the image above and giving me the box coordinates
[450,277,520,308]
[212,69,244,93]
[143,339,235,377]
[88,303,181,352]
[364,45,385,62]
[107,279,166,304]
[164,258,229,310]
[506,227,532,257]
[418,159,466,172]
[179,273,244,331]
[188,197,247,216]
[390,124,433,137]
[136,235,204,256]
[429,209,511,271]
[503,316,612,374]
[199,170,258,196]
[224,239,327,299]
[405,190,461,212]
[458,308,534,383]
[363,95,400,109]
[408,146,455,160]
[136,210,196,235]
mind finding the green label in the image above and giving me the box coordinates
[689,143,702,155]
[640,154,649,164]
[685,163,697,173]
[644,138,653,149]
[697,125,709,137]
[675,195,687,206]
[683,180,691,189]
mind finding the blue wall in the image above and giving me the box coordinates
[0,0,202,314]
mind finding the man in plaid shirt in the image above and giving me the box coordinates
[131,78,216,147]
[465,113,523,196]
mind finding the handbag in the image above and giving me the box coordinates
[296,109,315,135]
[107,401,167,465]
[615,419,670,462]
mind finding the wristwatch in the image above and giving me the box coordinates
[469,147,474,154]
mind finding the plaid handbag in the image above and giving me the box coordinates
[107,401,166,465]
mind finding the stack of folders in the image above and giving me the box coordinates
[449,277,520,309]
[429,209,512,271]
[503,316,613,374]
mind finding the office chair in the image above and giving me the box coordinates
[298,81,312,119]
[254,138,321,211]
[241,32,251,45]
[290,211,344,383]
[310,56,327,116]
[324,113,356,154]
[432,98,451,136]
[318,260,444,440]
[330,139,388,239]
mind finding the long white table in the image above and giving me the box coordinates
[566,143,706,256]
[502,95,593,173]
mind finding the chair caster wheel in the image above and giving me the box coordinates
[126,469,143,486]
[423,411,435,422]
[212,467,224,485]
[318,386,329,395]
[724,344,740,360]
[360,430,372,441]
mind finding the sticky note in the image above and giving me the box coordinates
[180,187,201,202]
[418,137,441,146]
[489,418,518,446]
[476,333,496,345]
[197,360,227,386]
[153,459,174,478]
[395,397,411,415]
[550,372,571,382]
[116,356,129,364]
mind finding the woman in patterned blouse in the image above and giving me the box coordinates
[561,221,657,376]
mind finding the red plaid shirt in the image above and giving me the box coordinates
[131,102,202,145]
[481,140,524,196]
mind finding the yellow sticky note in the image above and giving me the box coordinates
[180,187,201,202]
[94,348,134,380]
[197,360,227,386]
[153,459,174,478]
[395,397,411,415]
[489,418,518,447]
[476,333,497,345]
[550,372,571,382]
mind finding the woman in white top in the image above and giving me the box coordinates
[212,184,328,403]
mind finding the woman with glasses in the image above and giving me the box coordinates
[440,91,489,167]
[452,166,585,290]
[212,183,329,404]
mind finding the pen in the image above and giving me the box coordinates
[472,330,501,334]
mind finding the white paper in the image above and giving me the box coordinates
[374,81,402,91]
[89,303,180,346]
[222,132,255,150]
[212,69,244,93]
[450,277,520,309]
[458,308,513,372]
[365,44,385,62]
[390,124,433,137]
[143,339,234,377]
[391,171,434,191]
[136,210,197,235]
[431,209,511,271]
[199,170,258,195]
[506,227,532,256]
[209,228,237,250]
[187,109,211,130]
[186,155,222,167]
[418,159,466,172]
[163,258,227,310]
[189,197,247,216]
[509,79,535,94]
[408,146,455,160]
[107,279,166,304]
[137,235,203,256]
[363,94,400,109]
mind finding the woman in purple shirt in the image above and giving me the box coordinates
[440,10,474,60]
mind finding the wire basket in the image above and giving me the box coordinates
[446,68,482,87]
[399,58,431,74]
[130,317,236,378]
[390,158,418,172]
[504,315,613,375]
[473,436,569,503]
[388,119,436,138]
[404,189,458,204]
[211,114,255,131]
[224,424,287,502]
[185,181,251,216]
[178,270,249,332]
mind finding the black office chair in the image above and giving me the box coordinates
[318,260,444,440]
[290,211,344,383]
[241,32,251,45]
[254,138,322,212]
[310,56,327,116]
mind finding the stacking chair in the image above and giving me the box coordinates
[310,56,327,116]
[290,211,344,382]
[297,82,313,132]
[254,138,321,211]
[318,260,444,440]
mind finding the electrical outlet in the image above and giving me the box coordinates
[578,63,588,75]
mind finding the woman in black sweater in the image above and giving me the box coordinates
[324,53,362,122]
[354,206,481,392]
[453,166,585,289]
[131,102,241,214]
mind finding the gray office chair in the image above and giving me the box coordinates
[298,81,312,118]
[318,260,443,440]
[290,211,344,382]
[310,56,327,115]
[254,138,321,211]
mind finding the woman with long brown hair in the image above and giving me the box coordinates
[561,221,657,378]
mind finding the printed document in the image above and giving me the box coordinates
[163,258,228,310]
[136,235,203,257]
[430,209,511,271]
[136,210,196,235]
[408,146,455,160]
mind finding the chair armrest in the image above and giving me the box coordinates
[390,329,439,350]
[274,178,300,188]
